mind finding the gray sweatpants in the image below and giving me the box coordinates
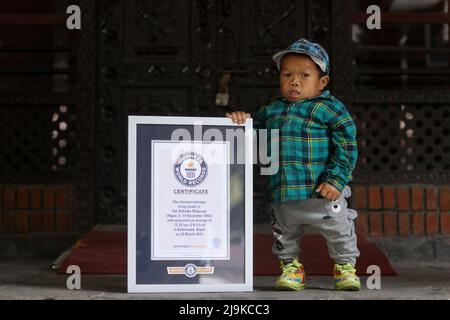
[270,186,360,266]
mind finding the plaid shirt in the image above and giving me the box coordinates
[254,90,358,202]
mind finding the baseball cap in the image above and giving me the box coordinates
[273,38,330,75]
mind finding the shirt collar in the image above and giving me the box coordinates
[278,90,331,104]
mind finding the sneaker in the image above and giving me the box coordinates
[275,259,306,291]
[334,263,361,291]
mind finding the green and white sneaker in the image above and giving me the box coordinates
[334,263,361,291]
[275,259,306,291]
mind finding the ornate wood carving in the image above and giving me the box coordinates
[96,0,448,223]
[96,0,312,223]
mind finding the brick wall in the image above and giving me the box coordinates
[2,183,449,237]
[350,185,450,237]
[0,185,73,234]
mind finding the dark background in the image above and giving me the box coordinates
[0,1,449,257]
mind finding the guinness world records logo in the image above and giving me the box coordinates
[174,152,208,186]
[184,263,197,278]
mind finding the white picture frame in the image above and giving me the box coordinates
[127,116,253,293]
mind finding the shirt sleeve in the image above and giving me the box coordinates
[319,100,358,192]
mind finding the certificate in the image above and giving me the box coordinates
[151,140,230,260]
[128,116,253,293]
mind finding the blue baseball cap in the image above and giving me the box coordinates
[273,38,330,75]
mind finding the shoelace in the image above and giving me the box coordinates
[282,262,301,273]
[336,264,355,275]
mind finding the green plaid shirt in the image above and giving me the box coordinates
[254,90,358,202]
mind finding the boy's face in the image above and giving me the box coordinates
[279,54,329,102]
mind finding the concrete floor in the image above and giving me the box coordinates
[0,260,449,300]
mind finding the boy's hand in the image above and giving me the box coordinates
[225,111,251,124]
[316,183,341,201]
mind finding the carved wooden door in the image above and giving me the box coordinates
[96,0,332,223]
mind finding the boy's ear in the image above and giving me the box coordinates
[319,75,330,90]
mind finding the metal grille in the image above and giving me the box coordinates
[331,1,450,183]
[352,103,450,175]
[0,104,76,180]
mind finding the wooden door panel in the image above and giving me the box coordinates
[96,0,330,223]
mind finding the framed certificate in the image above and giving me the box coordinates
[128,116,253,292]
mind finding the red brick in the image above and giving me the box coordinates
[412,212,425,236]
[2,211,15,233]
[30,186,42,209]
[356,211,369,235]
[16,210,29,234]
[383,187,396,209]
[411,187,424,211]
[399,212,410,236]
[356,212,369,235]
[426,212,439,235]
[43,188,55,209]
[30,212,43,233]
[17,187,29,209]
[441,212,450,235]
[353,186,367,209]
[369,212,383,236]
[440,187,450,211]
[397,188,410,211]
[42,211,55,232]
[383,211,397,236]
[3,187,16,209]
[368,186,382,210]
[426,187,438,211]
[56,186,71,209]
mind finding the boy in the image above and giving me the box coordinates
[226,39,360,291]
